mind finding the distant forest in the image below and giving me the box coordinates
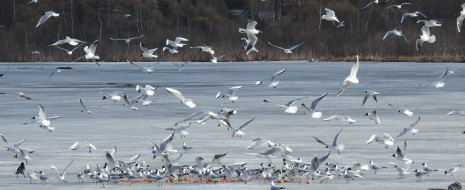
[1,0,465,62]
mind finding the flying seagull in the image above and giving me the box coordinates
[110,35,144,43]
[36,11,59,28]
[313,129,345,154]
[301,92,328,119]
[336,55,360,96]
[267,41,305,54]
[165,87,196,108]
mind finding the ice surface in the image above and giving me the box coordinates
[0,61,464,189]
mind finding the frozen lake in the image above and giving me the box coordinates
[0,60,464,190]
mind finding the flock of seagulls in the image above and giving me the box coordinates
[1,1,465,190]
[322,2,465,53]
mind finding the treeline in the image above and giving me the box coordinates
[0,0,464,62]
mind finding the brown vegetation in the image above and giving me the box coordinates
[0,0,464,62]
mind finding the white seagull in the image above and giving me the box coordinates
[277,96,308,114]
[127,60,159,74]
[401,11,427,23]
[165,87,196,108]
[270,181,285,190]
[392,141,413,164]
[239,21,261,54]
[14,92,32,100]
[301,92,328,119]
[323,115,356,124]
[166,37,188,47]
[171,61,189,71]
[36,11,59,28]
[444,165,462,176]
[75,40,101,66]
[383,29,408,42]
[122,94,142,110]
[148,133,177,159]
[231,117,256,138]
[364,110,381,125]
[397,116,421,138]
[366,133,396,148]
[110,34,144,43]
[139,42,158,58]
[417,20,442,27]
[27,0,39,5]
[267,41,305,54]
[53,42,84,55]
[69,141,96,153]
[387,3,411,9]
[50,36,86,46]
[457,3,465,32]
[256,69,286,88]
[136,85,157,96]
[321,8,340,23]
[50,160,73,183]
[79,98,92,114]
[162,46,179,54]
[362,90,380,106]
[385,102,414,116]
[361,0,379,10]
[28,104,62,132]
[157,122,191,138]
[336,55,360,96]
[211,54,227,63]
[190,45,215,55]
[101,91,122,102]
[215,86,243,103]
[313,129,345,154]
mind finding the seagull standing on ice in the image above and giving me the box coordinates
[336,55,360,96]
[36,11,59,28]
